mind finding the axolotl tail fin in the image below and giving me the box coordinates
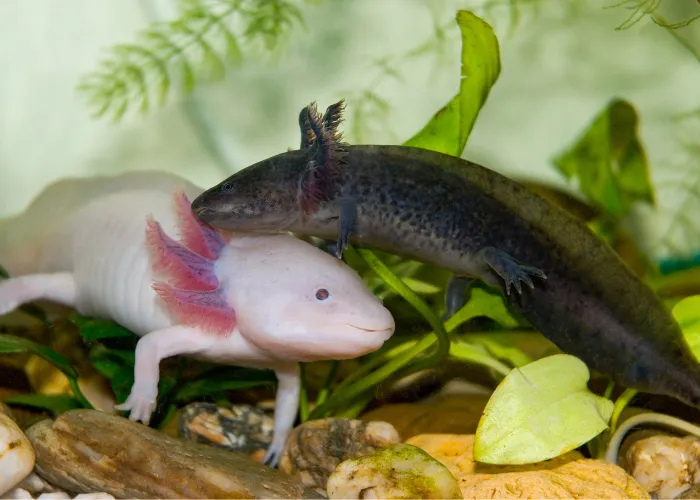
[146,190,236,337]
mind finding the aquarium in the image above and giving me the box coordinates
[2,1,700,499]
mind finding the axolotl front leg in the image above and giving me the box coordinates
[116,324,300,468]
[295,103,547,293]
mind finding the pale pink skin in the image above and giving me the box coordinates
[0,172,395,467]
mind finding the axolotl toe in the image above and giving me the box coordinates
[0,171,395,467]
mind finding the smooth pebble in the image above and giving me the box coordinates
[0,413,35,496]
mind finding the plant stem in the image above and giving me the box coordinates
[316,361,339,407]
[353,246,450,368]
[609,388,638,434]
[299,363,309,422]
[308,334,434,419]
[68,378,94,410]
[602,380,615,399]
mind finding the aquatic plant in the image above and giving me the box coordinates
[2,0,700,466]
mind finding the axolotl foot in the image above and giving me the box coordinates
[114,384,157,426]
[476,246,547,296]
[262,438,285,468]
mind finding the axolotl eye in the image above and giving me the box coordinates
[315,288,331,301]
[221,182,233,193]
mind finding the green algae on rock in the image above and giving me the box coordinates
[326,443,461,499]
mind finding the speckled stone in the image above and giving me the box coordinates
[326,443,462,499]
[178,402,273,459]
[622,433,700,499]
[278,418,401,493]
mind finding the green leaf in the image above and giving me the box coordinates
[403,10,501,156]
[0,334,92,409]
[449,341,512,376]
[174,367,276,402]
[0,334,79,379]
[0,264,8,279]
[402,277,442,295]
[552,99,655,216]
[89,345,136,403]
[672,295,700,360]
[2,393,82,416]
[473,354,614,464]
[70,314,135,341]
[448,287,520,330]
[464,332,534,368]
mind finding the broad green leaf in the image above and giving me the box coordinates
[70,313,134,341]
[0,264,8,278]
[552,99,655,217]
[672,295,700,360]
[403,10,501,156]
[0,334,78,379]
[473,354,614,464]
[2,393,82,415]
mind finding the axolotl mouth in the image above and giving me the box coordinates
[347,324,394,339]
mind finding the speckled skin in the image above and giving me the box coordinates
[193,144,700,409]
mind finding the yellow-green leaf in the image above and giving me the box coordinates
[473,354,614,464]
[552,99,655,216]
[403,10,501,157]
[447,287,520,331]
[402,277,442,295]
[672,295,700,361]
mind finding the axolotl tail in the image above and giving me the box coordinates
[506,263,700,405]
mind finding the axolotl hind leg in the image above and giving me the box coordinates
[0,272,77,316]
[443,276,475,320]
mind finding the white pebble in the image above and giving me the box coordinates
[36,494,69,499]
[0,413,35,496]
[73,495,115,499]
[14,473,48,494]
[0,487,34,499]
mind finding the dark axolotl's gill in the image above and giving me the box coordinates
[192,99,700,409]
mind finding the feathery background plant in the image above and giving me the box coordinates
[77,0,314,122]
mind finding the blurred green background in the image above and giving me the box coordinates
[1,0,699,263]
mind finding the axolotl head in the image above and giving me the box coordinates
[190,148,310,233]
[221,234,395,362]
[147,190,395,363]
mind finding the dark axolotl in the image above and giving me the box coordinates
[191,99,700,409]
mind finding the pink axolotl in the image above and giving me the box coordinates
[0,171,395,466]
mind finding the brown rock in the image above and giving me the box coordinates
[679,483,700,499]
[279,418,400,492]
[406,434,650,499]
[0,402,13,419]
[360,394,489,440]
[24,409,322,499]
